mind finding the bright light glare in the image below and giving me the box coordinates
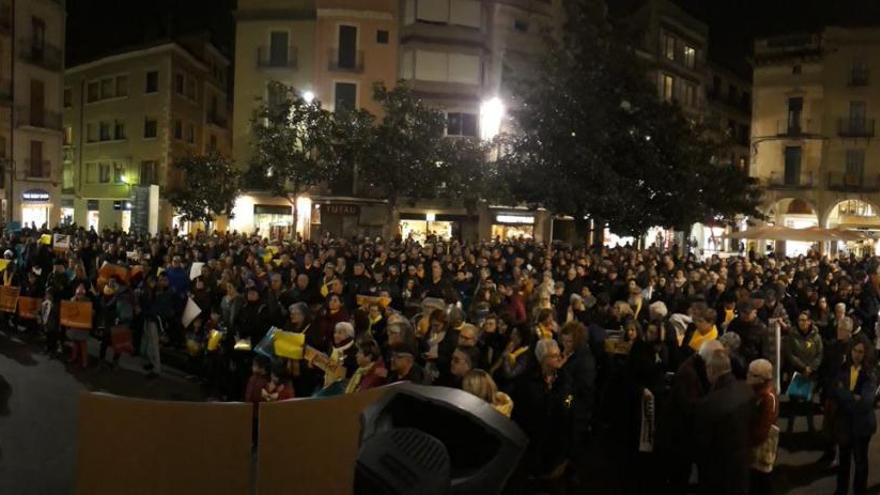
[426,212,436,222]
[302,91,315,104]
[480,97,505,141]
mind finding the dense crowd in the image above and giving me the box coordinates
[3,225,879,494]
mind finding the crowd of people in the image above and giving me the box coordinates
[4,225,879,494]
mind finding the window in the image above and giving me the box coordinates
[62,165,74,190]
[377,30,389,44]
[851,61,869,85]
[683,45,696,69]
[99,122,111,141]
[146,70,159,93]
[783,146,802,185]
[63,126,72,145]
[173,119,182,140]
[447,112,478,137]
[416,0,480,28]
[412,50,480,85]
[86,123,97,142]
[846,149,865,184]
[662,74,674,102]
[662,33,676,60]
[140,161,157,186]
[63,88,72,108]
[186,123,195,144]
[114,120,126,140]
[87,81,99,103]
[787,97,803,133]
[174,73,184,95]
[209,134,217,151]
[682,82,696,107]
[115,75,128,97]
[267,83,284,108]
[113,162,126,184]
[32,17,46,50]
[514,19,529,32]
[334,82,357,112]
[100,78,113,99]
[850,101,866,124]
[269,31,290,66]
[99,163,111,183]
[29,140,43,177]
[144,117,157,138]
[337,25,358,70]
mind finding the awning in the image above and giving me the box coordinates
[725,226,868,242]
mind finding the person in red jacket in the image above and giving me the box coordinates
[262,361,295,402]
[345,339,387,394]
[316,293,350,352]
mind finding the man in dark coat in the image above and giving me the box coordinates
[694,347,755,495]
[727,301,769,364]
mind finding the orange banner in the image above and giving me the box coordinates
[0,286,20,313]
[61,300,93,330]
[356,295,392,309]
[17,296,39,319]
[99,264,130,284]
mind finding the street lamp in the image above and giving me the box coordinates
[479,97,505,141]
[302,90,315,104]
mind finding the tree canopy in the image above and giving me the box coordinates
[499,0,762,237]
[167,151,240,224]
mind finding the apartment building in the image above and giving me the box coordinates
[6,0,65,228]
[232,0,398,237]
[707,62,751,170]
[63,37,231,231]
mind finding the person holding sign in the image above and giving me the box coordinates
[65,284,93,368]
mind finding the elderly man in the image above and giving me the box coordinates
[695,347,755,495]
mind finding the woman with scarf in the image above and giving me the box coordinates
[345,338,387,394]
[316,321,358,395]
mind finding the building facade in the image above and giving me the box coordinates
[752,28,880,255]
[6,0,65,228]
[231,0,560,242]
[706,61,751,170]
[63,38,231,231]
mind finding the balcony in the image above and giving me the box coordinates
[19,40,63,71]
[838,118,875,138]
[256,46,298,69]
[328,48,364,73]
[23,159,51,180]
[15,106,62,130]
[827,171,880,193]
[206,111,227,128]
[849,69,870,87]
[776,118,816,137]
[766,171,813,190]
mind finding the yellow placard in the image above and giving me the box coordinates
[356,295,392,309]
[61,300,93,330]
[0,259,9,272]
[0,286,19,313]
[17,296,39,319]
[207,330,224,351]
[273,332,305,360]
[39,234,52,245]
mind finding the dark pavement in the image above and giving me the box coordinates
[1,327,879,494]
[0,329,204,495]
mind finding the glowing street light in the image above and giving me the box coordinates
[480,97,505,141]
[302,90,315,104]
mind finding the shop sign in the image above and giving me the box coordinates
[323,204,360,216]
[21,189,49,202]
[495,214,534,225]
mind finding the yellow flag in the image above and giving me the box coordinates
[39,234,52,245]
[0,259,9,271]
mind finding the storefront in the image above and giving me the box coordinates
[60,198,74,226]
[21,189,51,228]
[399,213,461,243]
[491,212,535,240]
[254,204,293,239]
[87,200,100,231]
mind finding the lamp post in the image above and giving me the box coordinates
[479,97,505,141]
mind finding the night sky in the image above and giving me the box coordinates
[64,0,880,75]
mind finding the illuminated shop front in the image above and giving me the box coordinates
[491,213,535,240]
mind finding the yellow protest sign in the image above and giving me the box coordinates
[39,234,52,245]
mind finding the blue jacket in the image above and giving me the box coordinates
[832,364,877,442]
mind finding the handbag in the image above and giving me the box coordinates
[110,325,134,354]
[751,394,779,473]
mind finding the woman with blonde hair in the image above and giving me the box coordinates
[463,369,513,417]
